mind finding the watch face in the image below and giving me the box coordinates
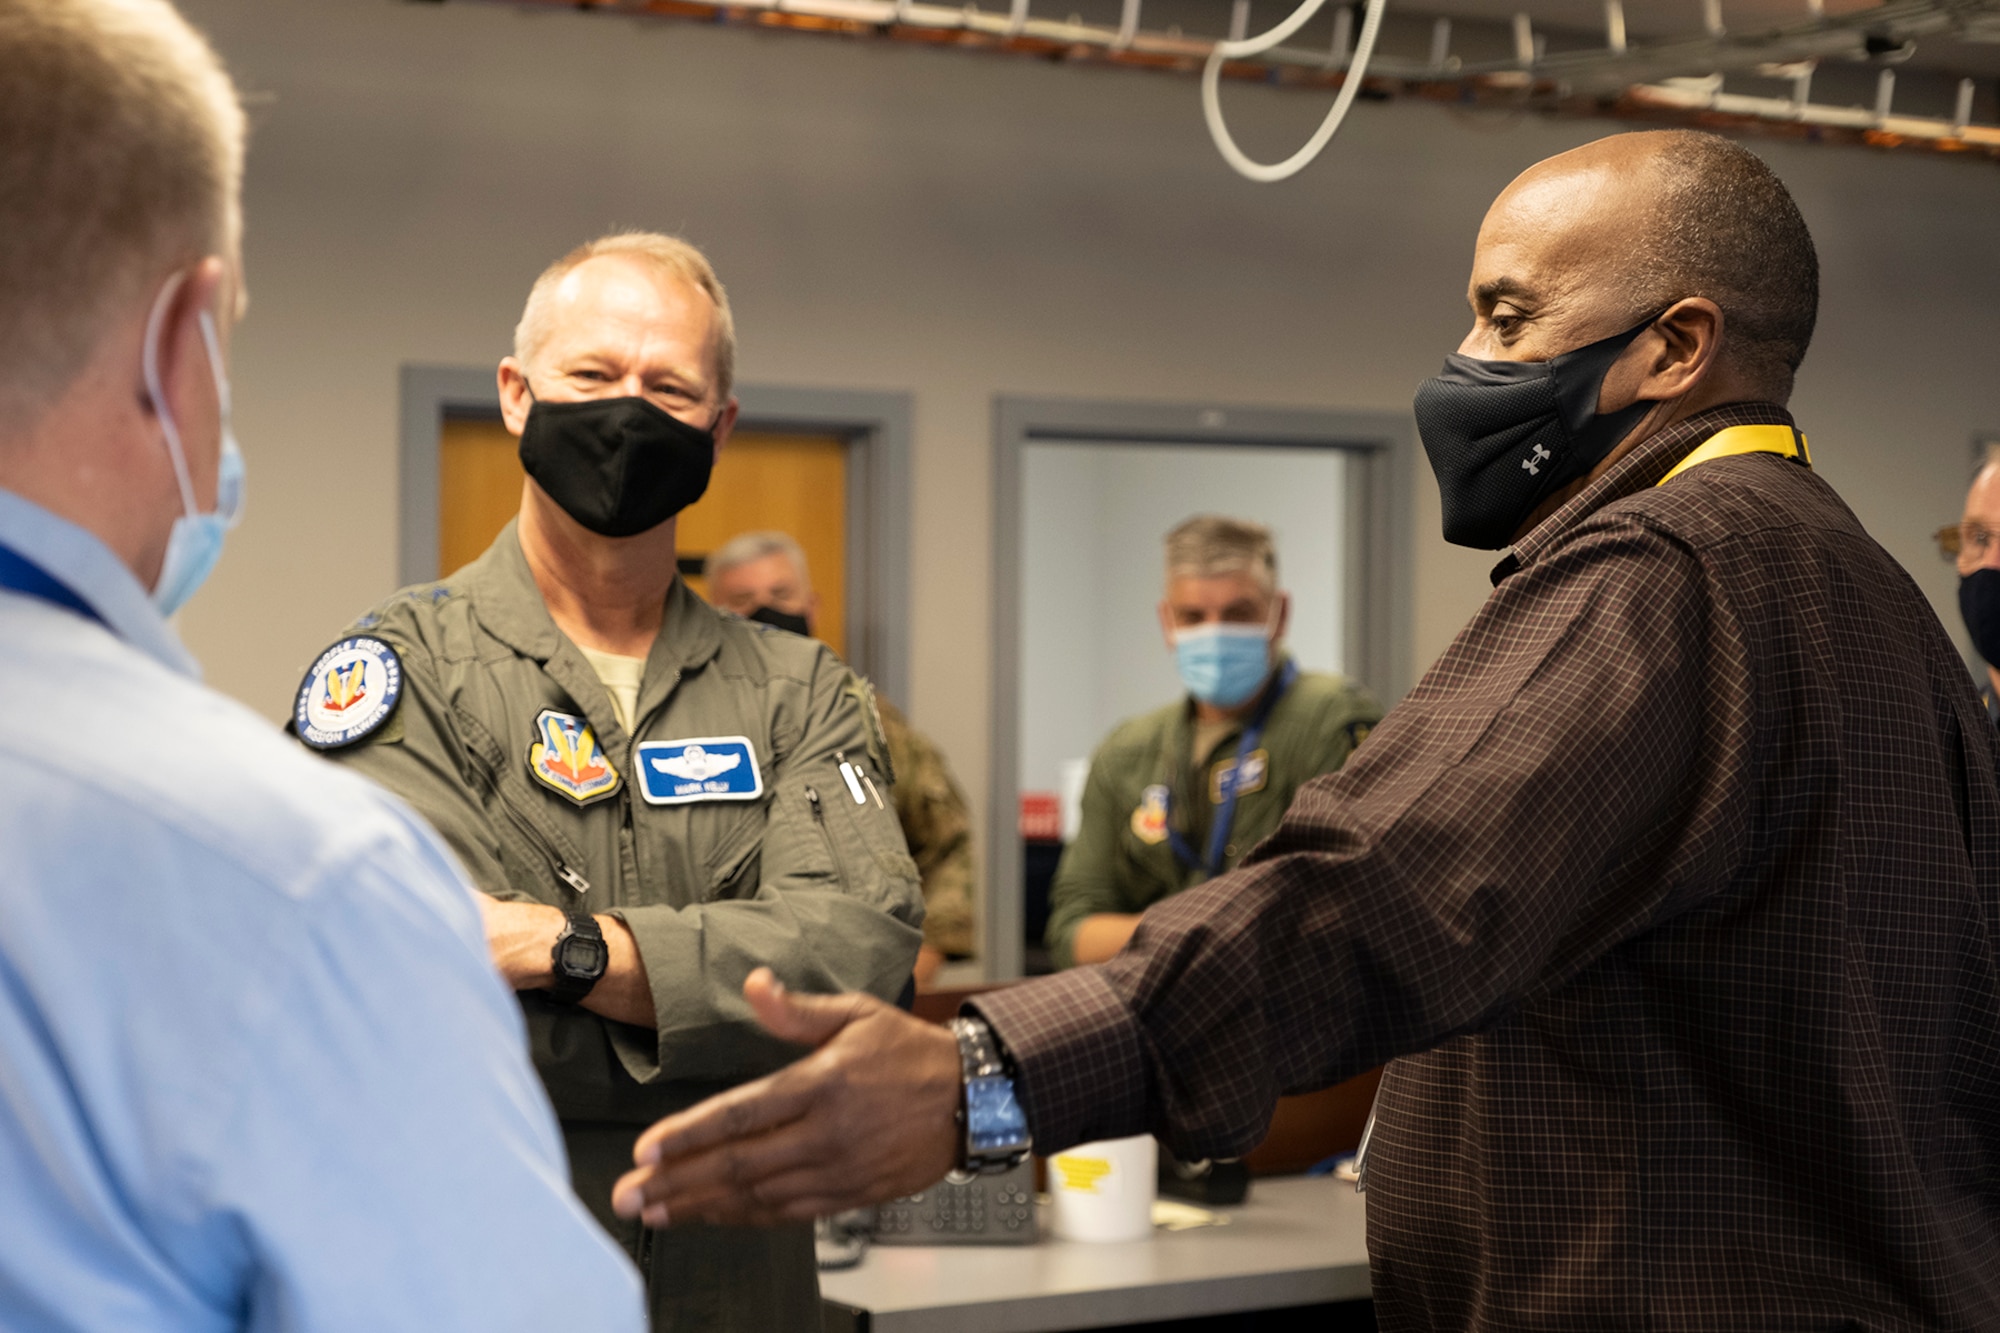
[557,934,608,979]
[965,1074,1030,1154]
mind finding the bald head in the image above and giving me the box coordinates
[1472,131,1818,401]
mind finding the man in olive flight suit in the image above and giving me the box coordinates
[704,529,977,986]
[291,233,922,1330]
[1046,515,1380,969]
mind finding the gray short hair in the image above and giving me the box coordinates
[514,231,737,402]
[705,529,811,589]
[1164,515,1278,595]
[0,0,245,422]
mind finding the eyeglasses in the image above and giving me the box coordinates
[1937,522,2000,567]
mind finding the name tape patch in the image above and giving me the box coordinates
[637,736,764,805]
[295,636,403,750]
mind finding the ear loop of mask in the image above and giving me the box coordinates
[141,272,202,523]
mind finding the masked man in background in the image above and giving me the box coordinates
[1942,444,2000,723]
[614,132,2000,1332]
[294,232,922,1330]
[706,529,977,987]
[1045,514,1381,968]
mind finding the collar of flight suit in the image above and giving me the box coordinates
[1493,400,1798,586]
[458,519,725,743]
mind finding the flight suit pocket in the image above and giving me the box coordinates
[455,707,593,900]
[702,799,768,899]
[811,755,921,896]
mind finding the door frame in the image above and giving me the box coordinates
[987,394,1415,980]
[398,365,913,704]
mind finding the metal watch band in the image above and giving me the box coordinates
[949,1016,1032,1175]
[949,1015,1009,1081]
[547,908,605,1005]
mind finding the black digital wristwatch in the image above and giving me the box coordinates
[548,908,608,1004]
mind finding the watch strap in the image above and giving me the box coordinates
[949,1016,1031,1174]
[547,908,605,1005]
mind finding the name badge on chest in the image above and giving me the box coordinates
[637,736,765,805]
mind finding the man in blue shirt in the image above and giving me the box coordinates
[0,2,643,1328]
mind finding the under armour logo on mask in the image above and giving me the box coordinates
[1521,443,1553,477]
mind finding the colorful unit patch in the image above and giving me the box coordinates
[294,636,404,750]
[1130,783,1170,845]
[527,709,621,805]
[637,736,764,806]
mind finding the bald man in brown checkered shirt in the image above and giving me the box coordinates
[613,131,2000,1330]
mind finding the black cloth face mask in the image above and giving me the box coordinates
[1960,568,2000,667]
[517,389,717,538]
[1413,316,1661,549]
[747,605,812,637]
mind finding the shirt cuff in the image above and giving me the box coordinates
[966,967,1151,1155]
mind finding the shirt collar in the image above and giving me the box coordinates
[461,517,722,676]
[1492,400,1798,586]
[0,487,201,678]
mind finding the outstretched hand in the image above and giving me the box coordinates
[611,968,963,1228]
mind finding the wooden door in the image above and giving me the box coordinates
[438,416,848,657]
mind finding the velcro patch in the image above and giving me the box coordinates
[294,636,403,750]
[637,736,764,805]
[528,709,622,805]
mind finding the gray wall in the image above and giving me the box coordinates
[178,0,2000,930]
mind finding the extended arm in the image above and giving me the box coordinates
[611,520,1750,1224]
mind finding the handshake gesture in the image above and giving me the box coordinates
[614,970,965,1227]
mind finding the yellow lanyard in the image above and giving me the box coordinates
[1657,424,1811,487]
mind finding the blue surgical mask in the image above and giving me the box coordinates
[1173,622,1274,709]
[142,275,246,617]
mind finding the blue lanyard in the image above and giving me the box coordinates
[0,543,105,627]
[1166,659,1298,877]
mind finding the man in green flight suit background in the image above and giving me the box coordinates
[290,231,923,1330]
[704,528,978,989]
[1046,514,1381,968]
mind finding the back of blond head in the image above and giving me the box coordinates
[1165,515,1278,594]
[0,0,245,423]
[513,232,737,401]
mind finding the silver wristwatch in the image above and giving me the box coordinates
[948,1016,1033,1175]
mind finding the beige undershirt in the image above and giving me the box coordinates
[1192,718,1237,771]
[578,646,647,733]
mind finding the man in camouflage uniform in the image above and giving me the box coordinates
[291,234,922,1330]
[706,530,975,985]
[1046,515,1380,968]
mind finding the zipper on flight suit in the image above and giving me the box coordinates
[465,745,592,900]
[805,785,850,888]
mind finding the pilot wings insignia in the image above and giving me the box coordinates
[650,745,741,782]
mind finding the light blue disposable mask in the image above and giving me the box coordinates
[1172,621,1275,709]
[142,275,245,618]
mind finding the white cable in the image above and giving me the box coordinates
[1201,0,1388,183]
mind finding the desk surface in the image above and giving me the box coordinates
[819,1175,1370,1333]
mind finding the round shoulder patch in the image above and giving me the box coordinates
[294,636,404,750]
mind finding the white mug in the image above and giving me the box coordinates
[1047,1135,1157,1242]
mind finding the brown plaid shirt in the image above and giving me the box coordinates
[974,403,2000,1331]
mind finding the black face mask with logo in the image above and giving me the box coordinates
[1412,316,1660,550]
[517,391,717,538]
[746,604,812,637]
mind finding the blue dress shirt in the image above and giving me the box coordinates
[0,489,645,1332]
